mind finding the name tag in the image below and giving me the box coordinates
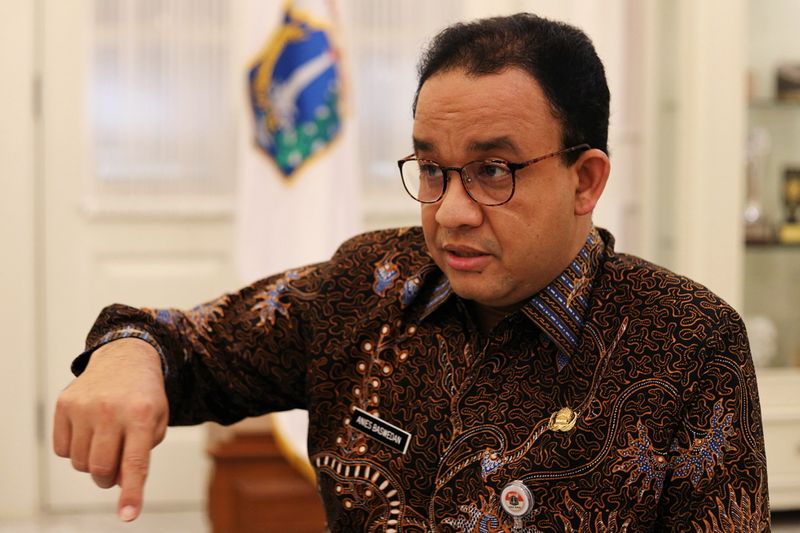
[349,408,411,454]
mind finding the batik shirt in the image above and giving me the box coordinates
[74,227,770,532]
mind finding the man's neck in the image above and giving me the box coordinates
[467,300,523,335]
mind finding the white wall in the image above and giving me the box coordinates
[671,0,747,308]
[0,0,39,518]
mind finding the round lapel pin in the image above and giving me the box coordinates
[500,480,533,517]
[548,406,577,432]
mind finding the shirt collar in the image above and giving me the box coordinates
[419,228,605,368]
[520,227,605,369]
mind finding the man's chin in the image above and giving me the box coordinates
[448,278,528,311]
[438,260,508,304]
[449,281,501,307]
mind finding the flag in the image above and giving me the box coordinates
[248,1,343,177]
[234,0,360,472]
[236,0,360,284]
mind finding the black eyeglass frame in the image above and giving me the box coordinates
[397,143,591,207]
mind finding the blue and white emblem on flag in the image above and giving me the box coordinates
[249,2,343,178]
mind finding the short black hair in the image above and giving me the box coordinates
[413,13,610,163]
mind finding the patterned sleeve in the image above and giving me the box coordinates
[72,261,331,426]
[655,307,770,531]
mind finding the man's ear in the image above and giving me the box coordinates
[573,149,610,216]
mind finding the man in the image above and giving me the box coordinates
[54,13,769,532]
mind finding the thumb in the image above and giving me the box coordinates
[116,431,152,522]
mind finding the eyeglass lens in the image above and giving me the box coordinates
[401,160,514,205]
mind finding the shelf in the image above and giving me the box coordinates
[749,99,800,109]
[746,241,800,249]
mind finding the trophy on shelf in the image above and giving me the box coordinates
[779,167,800,243]
[744,127,774,244]
[777,63,800,102]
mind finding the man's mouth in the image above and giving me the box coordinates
[449,249,484,257]
[442,245,492,271]
[443,244,488,256]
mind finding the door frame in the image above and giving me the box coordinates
[0,0,39,519]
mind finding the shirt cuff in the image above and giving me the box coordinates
[72,325,170,378]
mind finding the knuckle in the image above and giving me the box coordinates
[53,443,69,458]
[89,462,116,479]
[91,473,116,489]
[96,399,120,424]
[123,454,150,476]
[55,395,73,416]
[153,425,167,446]
[129,400,157,421]
[71,458,89,473]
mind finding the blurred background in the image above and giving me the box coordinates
[1,0,799,530]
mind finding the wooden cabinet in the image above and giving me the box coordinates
[208,431,326,533]
[757,368,800,510]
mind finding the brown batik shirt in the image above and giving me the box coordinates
[73,227,770,532]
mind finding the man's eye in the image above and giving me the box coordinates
[477,163,509,179]
[419,163,443,178]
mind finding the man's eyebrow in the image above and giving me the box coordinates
[412,136,520,155]
[468,137,519,154]
[412,138,434,152]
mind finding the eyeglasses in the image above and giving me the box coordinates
[397,144,590,206]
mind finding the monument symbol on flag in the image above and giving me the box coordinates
[248,3,343,178]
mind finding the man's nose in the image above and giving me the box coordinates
[433,170,484,228]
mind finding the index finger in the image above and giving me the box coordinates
[116,429,153,522]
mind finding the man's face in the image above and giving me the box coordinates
[414,67,586,311]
